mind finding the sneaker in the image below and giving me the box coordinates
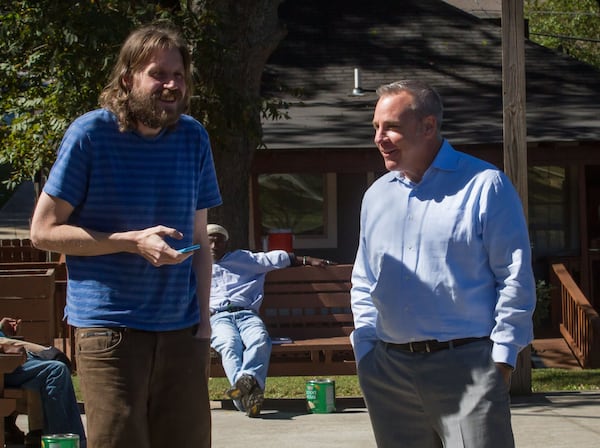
[243,384,264,418]
[232,398,245,412]
[226,374,257,401]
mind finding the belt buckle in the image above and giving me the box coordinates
[409,341,431,353]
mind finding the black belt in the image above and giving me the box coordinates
[210,306,248,316]
[385,337,487,353]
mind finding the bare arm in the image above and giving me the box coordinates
[191,209,212,339]
[288,253,336,267]
[30,192,193,266]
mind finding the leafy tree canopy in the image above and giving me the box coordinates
[0,1,183,187]
[0,0,278,190]
[526,0,600,70]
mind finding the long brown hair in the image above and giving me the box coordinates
[99,23,193,132]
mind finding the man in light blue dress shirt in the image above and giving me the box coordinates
[351,80,536,448]
[208,224,331,417]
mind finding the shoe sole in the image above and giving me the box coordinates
[244,385,264,418]
[226,374,257,400]
[247,404,261,418]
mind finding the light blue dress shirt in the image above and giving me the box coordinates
[210,249,291,313]
[351,140,536,367]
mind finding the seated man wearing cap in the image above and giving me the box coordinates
[208,224,333,417]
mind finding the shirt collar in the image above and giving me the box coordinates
[429,139,460,172]
[391,139,458,185]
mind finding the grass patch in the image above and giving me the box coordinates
[208,376,361,400]
[531,368,600,392]
[71,369,600,403]
[212,369,600,399]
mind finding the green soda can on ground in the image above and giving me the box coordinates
[41,433,80,448]
[306,378,336,413]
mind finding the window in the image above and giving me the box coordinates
[258,173,337,249]
[528,165,578,257]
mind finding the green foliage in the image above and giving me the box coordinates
[526,0,600,70]
[0,0,156,186]
[0,1,286,192]
[259,173,325,232]
[534,279,553,329]
[0,164,13,208]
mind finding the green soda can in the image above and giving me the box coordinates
[306,378,336,413]
[41,433,80,448]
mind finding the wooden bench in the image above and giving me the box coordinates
[0,261,68,341]
[0,242,64,352]
[1,267,60,436]
[0,268,57,347]
[210,264,357,377]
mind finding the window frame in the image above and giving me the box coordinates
[254,172,338,250]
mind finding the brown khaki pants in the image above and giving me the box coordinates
[75,326,211,448]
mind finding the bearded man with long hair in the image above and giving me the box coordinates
[31,23,221,448]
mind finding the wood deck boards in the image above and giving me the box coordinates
[532,337,582,370]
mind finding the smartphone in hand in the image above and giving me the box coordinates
[178,244,201,254]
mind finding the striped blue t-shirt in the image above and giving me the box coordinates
[43,109,222,331]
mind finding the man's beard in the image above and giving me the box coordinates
[128,88,186,130]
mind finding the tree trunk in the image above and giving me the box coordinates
[191,0,286,250]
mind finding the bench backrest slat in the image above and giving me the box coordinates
[265,282,351,294]
[269,327,355,339]
[0,239,49,262]
[264,264,353,283]
[0,262,67,280]
[259,264,354,340]
[263,313,354,326]
[263,292,350,308]
[0,269,56,297]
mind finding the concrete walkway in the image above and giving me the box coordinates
[12,392,600,447]
[209,393,600,448]
[510,392,600,447]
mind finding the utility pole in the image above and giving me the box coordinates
[502,0,532,395]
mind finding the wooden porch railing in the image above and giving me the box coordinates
[552,263,600,368]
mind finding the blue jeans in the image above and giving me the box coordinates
[4,352,86,446]
[210,310,272,390]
